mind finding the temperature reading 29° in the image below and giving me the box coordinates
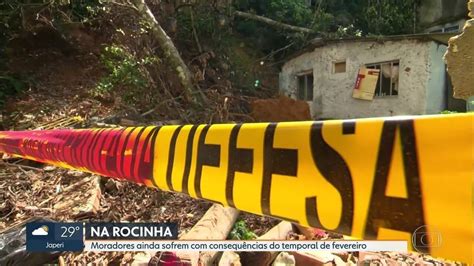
[61,225,81,238]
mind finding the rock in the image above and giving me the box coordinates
[272,252,295,266]
[444,19,474,100]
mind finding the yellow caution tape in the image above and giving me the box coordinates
[0,114,472,262]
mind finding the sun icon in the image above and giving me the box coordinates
[41,226,49,232]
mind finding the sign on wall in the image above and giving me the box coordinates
[353,67,380,100]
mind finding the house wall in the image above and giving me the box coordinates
[280,40,438,119]
[425,42,448,113]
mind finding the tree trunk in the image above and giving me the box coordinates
[130,0,204,105]
[234,11,313,34]
[178,204,240,265]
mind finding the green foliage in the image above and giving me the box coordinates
[0,0,104,35]
[229,220,257,240]
[440,110,459,114]
[68,0,106,22]
[93,44,159,102]
[0,74,27,107]
[233,0,419,55]
[233,0,316,53]
[355,0,418,35]
[266,0,313,27]
[176,5,231,45]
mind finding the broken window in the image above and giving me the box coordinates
[297,72,314,101]
[366,61,399,97]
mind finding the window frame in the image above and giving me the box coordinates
[296,71,314,101]
[365,60,400,98]
[333,60,347,74]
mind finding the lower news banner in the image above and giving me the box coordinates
[85,222,179,251]
[25,222,407,253]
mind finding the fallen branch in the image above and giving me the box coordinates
[0,161,44,172]
[177,204,240,265]
[234,11,313,34]
[259,42,295,61]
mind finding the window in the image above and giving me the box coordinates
[334,61,346,73]
[297,72,313,101]
[429,25,460,33]
[444,25,460,33]
[366,60,399,97]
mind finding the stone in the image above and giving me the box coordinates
[444,18,474,100]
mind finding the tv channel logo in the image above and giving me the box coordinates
[26,222,84,252]
[412,225,442,252]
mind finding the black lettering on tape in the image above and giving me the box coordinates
[261,123,299,222]
[364,120,427,252]
[181,125,198,194]
[195,125,220,199]
[306,122,354,235]
[342,121,356,135]
[166,126,183,191]
[126,127,146,177]
[226,124,253,208]
[141,127,161,186]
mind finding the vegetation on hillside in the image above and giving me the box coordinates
[0,0,419,112]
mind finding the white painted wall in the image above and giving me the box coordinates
[280,39,446,119]
[425,42,448,113]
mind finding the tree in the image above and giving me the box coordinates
[130,0,206,106]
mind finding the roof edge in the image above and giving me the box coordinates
[284,32,456,62]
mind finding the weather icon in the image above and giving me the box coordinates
[32,225,49,236]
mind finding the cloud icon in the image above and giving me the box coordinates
[32,225,49,236]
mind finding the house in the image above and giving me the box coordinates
[279,33,466,119]
[418,0,469,33]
